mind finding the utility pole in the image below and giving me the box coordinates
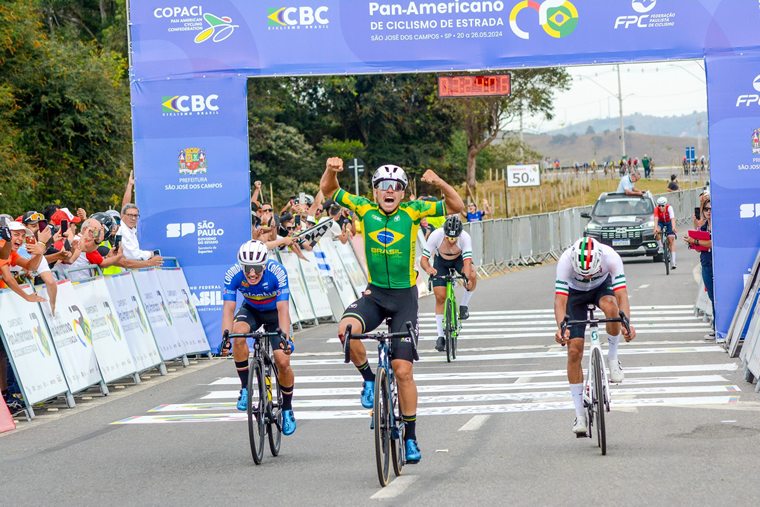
[518,101,525,162]
[617,64,626,159]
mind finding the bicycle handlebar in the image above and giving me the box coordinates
[561,311,631,336]
[343,321,416,364]
[221,329,288,355]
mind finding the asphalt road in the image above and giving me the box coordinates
[2,246,758,506]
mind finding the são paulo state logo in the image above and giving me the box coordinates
[509,0,578,40]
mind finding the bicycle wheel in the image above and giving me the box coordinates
[663,239,670,275]
[374,368,391,487]
[390,381,405,477]
[247,360,266,464]
[444,299,453,363]
[267,362,282,457]
[592,348,607,455]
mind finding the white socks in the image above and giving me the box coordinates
[570,383,584,417]
[607,334,620,361]
[672,252,677,265]
[460,289,473,306]
[435,314,444,337]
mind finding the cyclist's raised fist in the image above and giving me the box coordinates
[326,157,344,172]
[421,169,440,185]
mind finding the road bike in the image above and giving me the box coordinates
[429,268,468,363]
[222,329,286,464]
[562,306,630,456]
[343,319,417,487]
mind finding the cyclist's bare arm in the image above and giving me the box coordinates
[420,255,435,275]
[276,300,291,340]
[221,300,236,335]
[553,293,569,344]
[421,169,464,214]
[613,289,636,341]
[320,157,343,197]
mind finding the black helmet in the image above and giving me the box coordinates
[90,212,116,242]
[443,215,462,238]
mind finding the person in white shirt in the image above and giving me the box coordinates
[420,215,477,352]
[616,169,644,196]
[118,204,162,262]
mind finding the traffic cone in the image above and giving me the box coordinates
[0,396,17,433]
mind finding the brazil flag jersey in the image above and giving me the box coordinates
[333,188,446,289]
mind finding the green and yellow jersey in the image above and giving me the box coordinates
[332,188,446,289]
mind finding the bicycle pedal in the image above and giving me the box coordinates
[575,432,585,439]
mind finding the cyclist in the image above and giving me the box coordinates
[654,196,677,270]
[320,156,464,464]
[420,215,477,352]
[553,237,636,435]
[221,240,297,436]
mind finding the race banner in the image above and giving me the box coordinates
[72,278,138,383]
[316,240,357,309]
[276,250,316,324]
[129,1,760,81]
[0,290,67,405]
[155,267,210,354]
[38,281,103,394]
[103,272,162,372]
[705,50,760,337]
[300,250,334,319]
[131,269,186,361]
[335,241,368,295]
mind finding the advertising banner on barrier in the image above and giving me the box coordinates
[277,250,316,323]
[131,76,250,356]
[156,268,210,354]
[706,50,760,337]
[129,1,759,81]
[103,273,162,371]
[38,281,103,394]
[335,241,368,295]
[131,269,185,361]
[316,241,356,308]
[300,251,335,319]
[0,290,67,404]
[72,278,137,383]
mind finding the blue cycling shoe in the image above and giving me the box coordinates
[236,388,248,411]
[405,439,421,464]
[282,409,297,436]
[361,380,375,409]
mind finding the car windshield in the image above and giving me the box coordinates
[593,197,653,217]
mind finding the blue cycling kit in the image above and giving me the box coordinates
[223,258,290,310]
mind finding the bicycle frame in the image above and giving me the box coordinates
[430,268,467,362]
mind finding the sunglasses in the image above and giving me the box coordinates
[25,212,44,222]
[704,207,712,211]
[125,213,140,219]
[286,225,298,231]
[374,180,405,192]
[261,208,273,212]
[243,264,265,275]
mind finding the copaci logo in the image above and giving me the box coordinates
[161,95,219,116]
[194,13,238,43]
[735,74,760,107]
[268,6,329,28]
[509,0,578,40]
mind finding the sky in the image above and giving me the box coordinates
[518,59,708,133]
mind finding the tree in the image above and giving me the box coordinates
[448,68,571,191]
[585,125,596,135]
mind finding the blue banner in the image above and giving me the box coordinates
[131,77,251,351]
[128,1,760,81]
[705,51,760,337]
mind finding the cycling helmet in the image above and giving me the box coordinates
[372,164,408,189]
[104,209,121,226]
[443,215,463,238]
[237,240,268,266]
[294,194,314,206]
[571,237,602,277]
[656,196,667,206]
[90,212,116,242]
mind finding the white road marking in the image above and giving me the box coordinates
[459,415,490,431]
[638,284,650,289]
[370,476,418,500]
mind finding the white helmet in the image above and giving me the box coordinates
[237,240,268,266]
[570,237,602,277]
[656,196,667,206]
[372,164,408,189]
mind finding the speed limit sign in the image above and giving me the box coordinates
[506,164,540,187]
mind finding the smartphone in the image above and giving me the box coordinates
[153,249,161,256]
[112,234,122,251]
[294,215,301,226]
[61,220,69,234]
[694,207,701,220]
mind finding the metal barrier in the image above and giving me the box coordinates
[462,189,700,274]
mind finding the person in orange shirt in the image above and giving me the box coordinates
[0,221,47,304]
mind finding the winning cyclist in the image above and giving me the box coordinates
[420,215,477,352]
[654,196,678,270]
[554,237,636,435]
[221,240,297,436]
[320,156,464,464]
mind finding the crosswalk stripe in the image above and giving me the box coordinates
[418,311,697,321]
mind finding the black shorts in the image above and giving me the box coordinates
[234,304,283,350]
[342,284,419,362]
[566,276,615,338]
[431,256,465,288]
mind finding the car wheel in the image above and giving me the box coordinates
[653,253,663,263]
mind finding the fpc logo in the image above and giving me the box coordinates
[614,0,675,30]
[267,6,329,29]
[166,223,196,238]
[161,94,219,116]
[631,0,656,14]
[509,0,578,40]
[735,75,760,107]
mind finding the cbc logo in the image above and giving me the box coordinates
[166,223,196,238]
[162,94,219,114]
[268,6,329,27]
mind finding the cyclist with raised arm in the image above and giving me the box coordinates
[420,215,477,352]
[221,240,297,436]
[553,237,636,435]
[654,196,678,270]
[320,156,464,464]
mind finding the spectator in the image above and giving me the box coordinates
[118,204,161,262]
[91,211,161,271]
[269,212,305,259]
[616,169,644,197]
[693,189,710,228]
[684,198,715,341]
[465,199,491,222]
[6,221,59,314]
[419,217,435,241]
[642,154,652,179]
[57,218,123,281]
[318,200,350,244]
[667,174,679,192]
[0,221,48,305]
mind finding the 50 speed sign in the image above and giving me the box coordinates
[506,164,540,187]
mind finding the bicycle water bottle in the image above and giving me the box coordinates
[266,374,272,402]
